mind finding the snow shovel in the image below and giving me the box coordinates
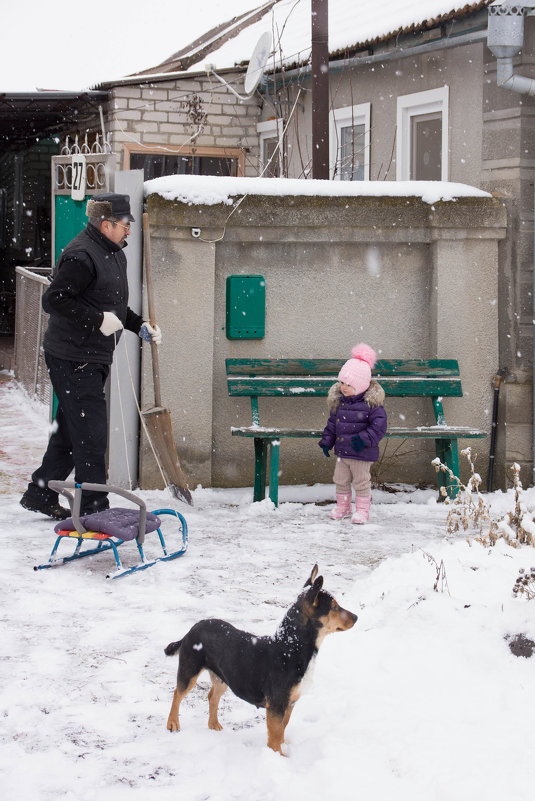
[141,213,193,506]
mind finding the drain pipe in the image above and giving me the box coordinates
[488,3,535,93]
[495,56,535,93]
[487,1,535,484]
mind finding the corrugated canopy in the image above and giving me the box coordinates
[0,90,109,148]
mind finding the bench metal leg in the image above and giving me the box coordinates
[268,440,280,507]
[253,438,268,502]
[435,438,460,499]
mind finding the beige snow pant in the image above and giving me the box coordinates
[333,457,372,497]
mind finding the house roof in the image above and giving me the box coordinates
[131,2,278,77]
[130,0,492,80]
[0,91,109,148]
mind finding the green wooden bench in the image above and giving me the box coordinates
[226,358,487,506]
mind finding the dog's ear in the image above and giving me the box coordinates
[306,575,324,606]
[304,564,319,587]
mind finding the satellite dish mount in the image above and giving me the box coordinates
[205,31,272,100]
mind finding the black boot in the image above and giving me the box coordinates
[20,487,70,521]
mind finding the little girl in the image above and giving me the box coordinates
[318,343,387,524]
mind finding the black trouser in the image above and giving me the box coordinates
[30,354,110,514]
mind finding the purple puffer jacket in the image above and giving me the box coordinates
[318,380,387,462]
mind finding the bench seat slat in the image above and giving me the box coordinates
[227,377,463,397]
[231,426,486,439]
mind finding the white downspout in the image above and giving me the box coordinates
[495,55,535,94]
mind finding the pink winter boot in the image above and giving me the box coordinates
[329,493,352,520]
[351,495,371,524]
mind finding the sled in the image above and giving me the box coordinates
[34,481,188,579]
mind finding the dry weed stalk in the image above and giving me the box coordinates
[421,550,450,594]
[497,463,535,547]
[433,454,535,548]
[432,448,498,543]
[371,439,414,488]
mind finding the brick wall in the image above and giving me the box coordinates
[104,72,262,176]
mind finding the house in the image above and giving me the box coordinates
[5,0,535,491]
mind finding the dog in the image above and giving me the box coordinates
[164,564,357,754]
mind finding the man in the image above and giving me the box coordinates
[20,192,161,520]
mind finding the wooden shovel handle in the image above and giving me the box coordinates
[142,212,162,408]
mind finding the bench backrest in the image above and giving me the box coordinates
[226,359,463,398]
[226,358,463,427]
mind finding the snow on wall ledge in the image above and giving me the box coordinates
[144,174,492,208]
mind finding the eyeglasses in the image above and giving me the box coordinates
[106,219,131,232]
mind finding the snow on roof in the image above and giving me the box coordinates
[134,0,491,77]
[144,174,492,206]
[131,2,278,77]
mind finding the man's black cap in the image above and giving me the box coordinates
[86,192,135,222]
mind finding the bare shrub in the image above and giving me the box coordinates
[433,452,534,548]
[432,448,498,544]
[512,567,535,600]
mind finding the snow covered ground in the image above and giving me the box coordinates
[1,371,534,801]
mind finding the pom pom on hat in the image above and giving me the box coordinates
[351,343,377,368]
[338,342,377,394]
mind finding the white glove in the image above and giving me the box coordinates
[100,311,124,336]
[139,321,162,346]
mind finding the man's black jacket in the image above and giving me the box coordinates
[43,223,142,364]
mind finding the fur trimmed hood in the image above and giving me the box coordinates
[327,379,385,413]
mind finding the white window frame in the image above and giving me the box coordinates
[396,86,449,181]
[257,118,284,177]
[329,103,371,181]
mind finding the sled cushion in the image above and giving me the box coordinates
[54,508,162,541]
[56,530,112,540]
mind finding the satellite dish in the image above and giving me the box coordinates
[206,31,272,100]
[244,31,273,95]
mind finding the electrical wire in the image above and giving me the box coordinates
[198,85,303,244]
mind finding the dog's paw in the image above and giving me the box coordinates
[167,720,180,732]
[208,720,224,731]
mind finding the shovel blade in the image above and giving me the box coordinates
[142,406,193,506]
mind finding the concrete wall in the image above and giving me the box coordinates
[139,191,506,495]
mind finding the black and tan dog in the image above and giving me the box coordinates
[164,565,357,754]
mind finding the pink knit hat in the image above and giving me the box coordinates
[338,343,377,394]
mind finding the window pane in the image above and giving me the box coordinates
[262,136,280,177]
[130,153,237,179]
[410,112,441,180]
[339,123,365,181]
[197,157,236,177]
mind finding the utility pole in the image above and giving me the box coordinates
[311,0,329,179]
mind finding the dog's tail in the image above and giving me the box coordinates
[164,639,183,656]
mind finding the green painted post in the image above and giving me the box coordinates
[253,439,268,502]
[268,441,280,506]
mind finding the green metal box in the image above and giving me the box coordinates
[225,275,265,339]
